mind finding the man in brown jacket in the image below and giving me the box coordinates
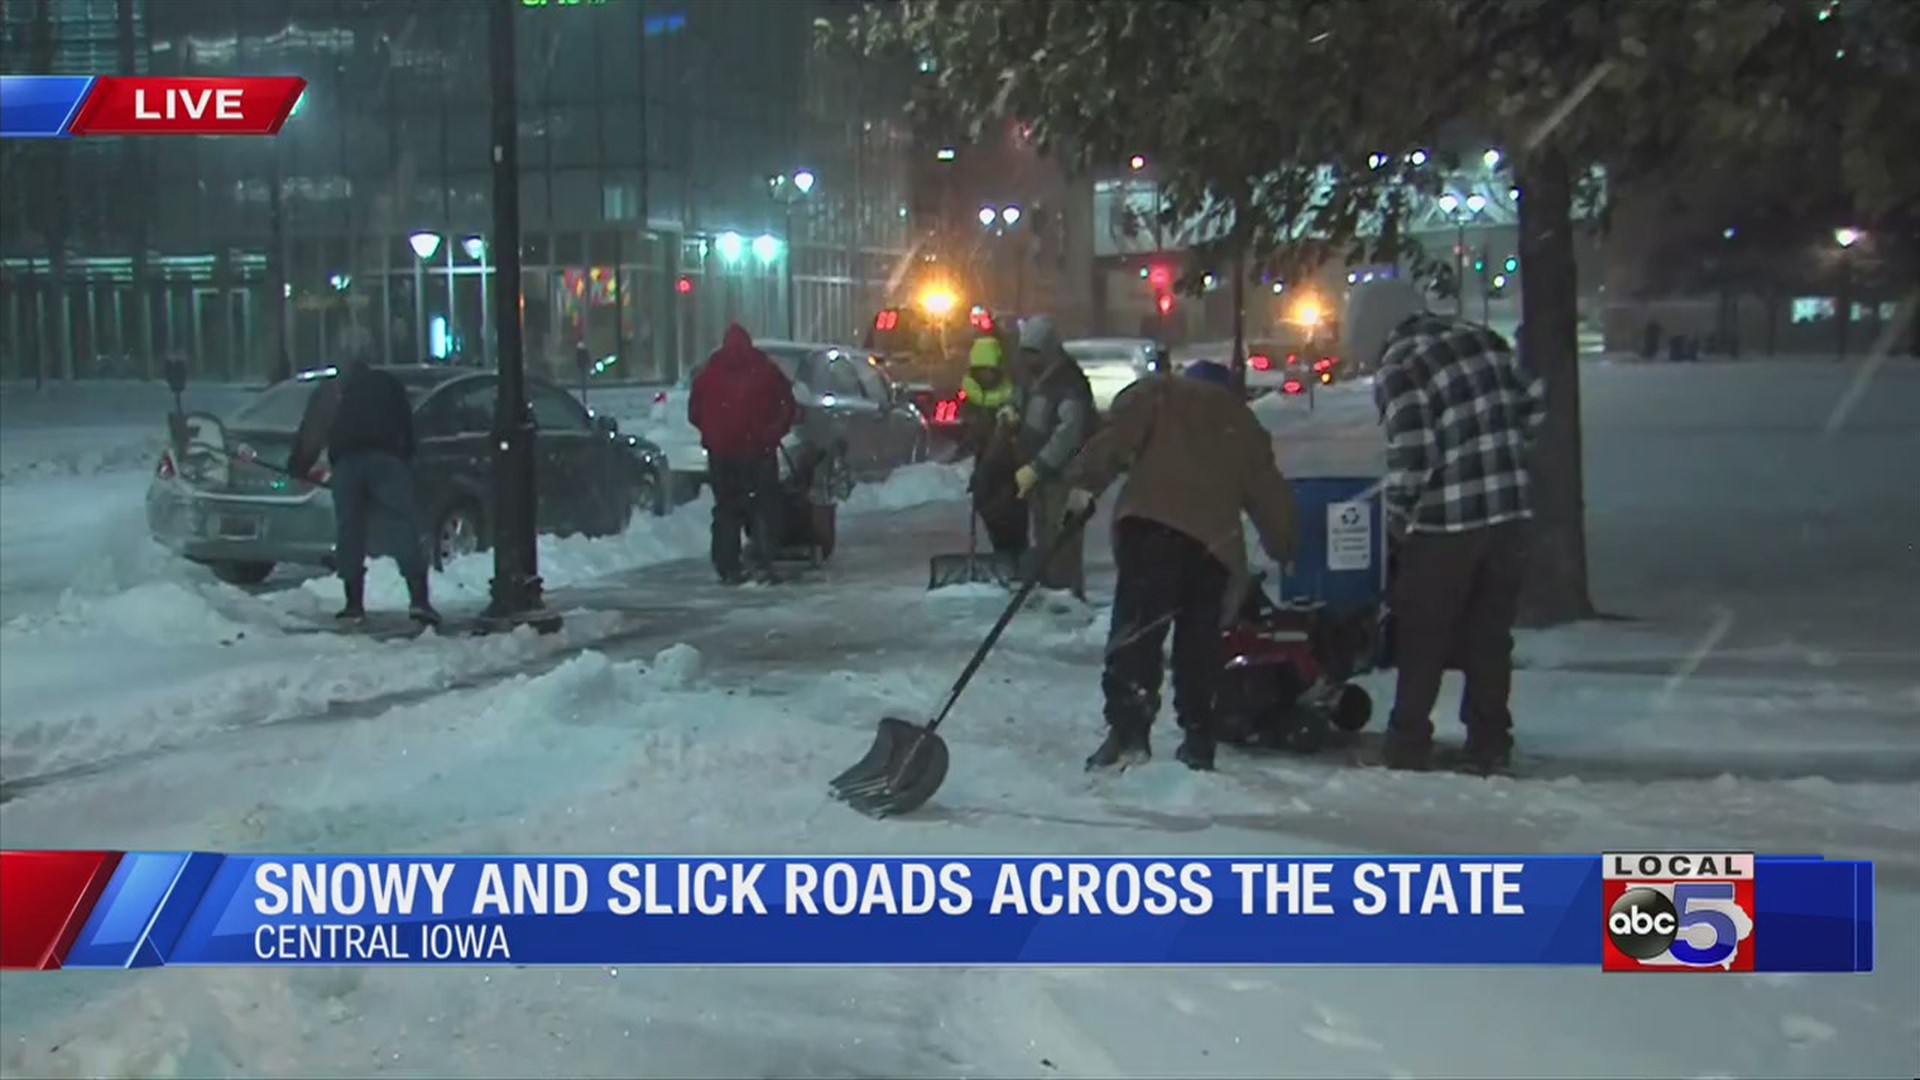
[1060,360,1299,772]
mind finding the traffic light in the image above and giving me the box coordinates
[1473,257,1485,274]
[1156,293,1174,316]
[1147,264,1173,291]
[1504,256,1519,273]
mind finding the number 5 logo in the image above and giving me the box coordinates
[1666,882,1739,967]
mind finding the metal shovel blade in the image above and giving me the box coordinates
[927,551,1021,591]
[827,716,951,819]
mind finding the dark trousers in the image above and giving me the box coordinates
[708,450,780,578]
[974,489,1029,556]
[1102,517,1229,738]
[1387,522,1527,753]
[331,450,427,582]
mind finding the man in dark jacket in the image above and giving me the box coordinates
[1008,314,1096,598]
[688,323,797,584]
[288,358,438,625]
[1060,360,1299,772]
[1348,278,1546,775]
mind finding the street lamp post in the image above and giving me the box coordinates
[1834,227,1862,362]
[767,169,814,339]
[1466,193,1489,323]
[482,0,554,631]
[463,236,488,366]
[407,231,441,361]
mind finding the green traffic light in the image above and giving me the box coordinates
[1504,257,1518,272]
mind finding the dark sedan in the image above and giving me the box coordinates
[147,365,674,585]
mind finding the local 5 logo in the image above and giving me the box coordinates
[1602,880,1755,971]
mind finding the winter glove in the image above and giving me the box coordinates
[1063,487,1095,518]
[1014,464,1040,499]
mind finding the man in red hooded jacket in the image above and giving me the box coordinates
[688,323,798,583]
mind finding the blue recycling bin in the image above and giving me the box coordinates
[1272,476,1387,620]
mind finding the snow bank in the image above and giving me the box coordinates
[843,460,971,512]
[319,500,716,611]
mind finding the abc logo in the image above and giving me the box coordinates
[1606,887,1679,959]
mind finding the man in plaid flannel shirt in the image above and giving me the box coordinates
[1348,279,1546,773]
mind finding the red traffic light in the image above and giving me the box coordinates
[1155,293,1174,315]
[1147,264,1172,290]
[675,276,693,295]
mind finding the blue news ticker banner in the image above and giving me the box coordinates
[0,76,94,138]
[53,854,1871,971]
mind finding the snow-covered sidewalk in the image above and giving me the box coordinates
[1,360,1916,1078]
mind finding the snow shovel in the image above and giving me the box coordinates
[833,504,1094,818]
[926,503,1021,590]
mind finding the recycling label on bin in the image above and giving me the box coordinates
[1326,500,1372,571]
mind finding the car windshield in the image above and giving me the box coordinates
[687,347,805,386]
[229,373,429,431]
[1067,343,1143,368]
[755,347,808,382]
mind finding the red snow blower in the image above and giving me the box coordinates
[1215,571,1376,753]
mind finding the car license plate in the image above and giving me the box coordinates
[218,515,261,540]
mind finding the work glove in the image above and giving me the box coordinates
[1014,464,1040,499]
[1063,487,1095,518]
[997,405,1021,425]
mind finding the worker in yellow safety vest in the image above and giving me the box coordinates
[960,335,1029,557]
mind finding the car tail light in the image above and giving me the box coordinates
[1282,379,1305,395]
[1249,354,1271,372]
[1312,357,1333,373]
[933,399,961,424]
[155,450,176,480]
[956,388,967,402]
[1286,353,1299,366]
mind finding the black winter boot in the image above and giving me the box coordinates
[1085,724,1151,771]
[335,577,366,621]
[404,573,442,626]
[1174,731,1216,772]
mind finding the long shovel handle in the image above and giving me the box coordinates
[924,504,1093,737]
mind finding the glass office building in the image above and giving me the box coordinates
[0,0,914,384]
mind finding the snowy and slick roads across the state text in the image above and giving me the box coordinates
[0,362,1916,1079]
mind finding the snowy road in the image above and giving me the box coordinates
[1,363,1916,1078]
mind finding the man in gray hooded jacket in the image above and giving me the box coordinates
[1005,314,1097,599]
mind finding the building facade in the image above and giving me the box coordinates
[0,0,914,384]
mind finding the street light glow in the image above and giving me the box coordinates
[1001,206,1021,226]
[1834,227,1862,248]
[1482,148,1501,169]
[1367,153,1388,169]
[752,234,780,263]
[408,231,442,260]
[1129,155,1146,170]
[1289,296,1323,329]
[461,236,486,260]
[792,169,815,194]
[978,206,997,226]
[716,231,744,262]
[1437,193,1460,214]
[1466,193,1488,213]
[918,284,958,318]
[1409,149,1429,166]
[936,147,957,161]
